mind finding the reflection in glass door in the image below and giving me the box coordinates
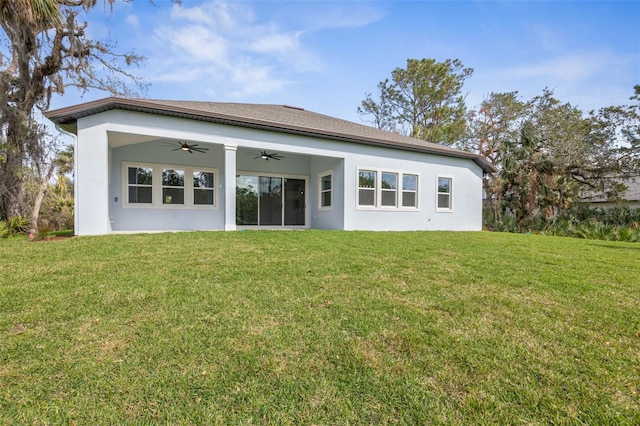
[236,175,306,227]
[259,176,282,226]
[236,175,258,225]
[284,179,305,226]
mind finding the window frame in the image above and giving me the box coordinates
[122,162,218,209]
[193,170,216,206]
[357,169,377,208]
[318,170,333,211]
[126,165,154,205]
[380,172,398,207]
[356,167,419,210]
[436,175,453,212]
[162,168,186,206]
[401,173,418,208]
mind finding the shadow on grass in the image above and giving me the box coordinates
[588,243,640,251]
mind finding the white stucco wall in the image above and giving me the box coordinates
[75,120,111,235]
[341,147,484,231]
[109,141,225,232]
[73,109,485,234]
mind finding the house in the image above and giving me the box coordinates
[580,177,640,209]
[45,97,495,235]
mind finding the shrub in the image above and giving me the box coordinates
[483,205,640,242]
[33,220,55,241]
[0,216,30,238]
[0,220,7,239]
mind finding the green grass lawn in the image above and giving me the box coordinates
[1,230,638,424]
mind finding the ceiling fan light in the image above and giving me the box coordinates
[181,146,189,151]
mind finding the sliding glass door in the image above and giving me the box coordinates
[259,176,283,225]
[236,174,306,227]
[284,178,305,226]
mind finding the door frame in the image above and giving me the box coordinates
[236,171,309,229]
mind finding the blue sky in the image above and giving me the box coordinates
[50,0,640,125]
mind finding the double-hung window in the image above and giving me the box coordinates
[162,168,185,205]
[127,166,153,204]
[437,177,453,211]
[402,174,418,208]
[381,172,398,207]
[319,171,332,209]
[123,162,217,208]
[357,168,419,209]
[358,170,377,207]
[193,171,215,205]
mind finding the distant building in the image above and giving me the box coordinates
[580,177,640,208]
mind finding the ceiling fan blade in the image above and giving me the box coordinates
[172,147,182,151]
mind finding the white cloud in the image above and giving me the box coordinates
[125,14,140,29]
[250,32,301,55]
[148,1,326,98]
[305,3,385,30]
[157,25,229,64]
[468,50,637,112]
[169,1,238,28]
[503,52,614,81]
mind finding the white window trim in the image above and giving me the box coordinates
[356,167,420,211]
[122,161,218,209]
[381,172,398,208]
[318,170,333,211]
[436,175,454,212]
[357,168,377,209]
[401,173,419,209]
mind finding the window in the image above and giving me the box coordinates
[357,168,419,210]
[319,171,332,209]
[402,174,418,207]
[437,177,452,210]
[123,162,217,208]
[381,172,397,207]
[127,166,153,204]
[358,170,376,206]
[162,168,185,205]
[193,171,215,205]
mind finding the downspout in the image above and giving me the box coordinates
[54,124,78,236]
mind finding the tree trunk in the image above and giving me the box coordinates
[31,163,55,230]
[1,140,26,220]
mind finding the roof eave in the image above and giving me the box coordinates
[45,97,497,174]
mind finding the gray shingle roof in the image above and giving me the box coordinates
[45,97,496,173]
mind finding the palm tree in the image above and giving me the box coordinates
[54,144,74,176]
[0,0,61,31]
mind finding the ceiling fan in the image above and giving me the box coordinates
[254,151,284,161]
[165,141,209,154]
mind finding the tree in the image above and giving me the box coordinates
[466,89,591,230]
[38,144,74,230]
[0,0,149,222]
[463,91,529,223]
[466,86,640,232]
[358,58,473,146]
[577,85,640,201]
[24,123,58,229]
[25,139,74,229]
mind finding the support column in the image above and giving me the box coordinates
[224,145,237,231]
[76,122,110,235]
